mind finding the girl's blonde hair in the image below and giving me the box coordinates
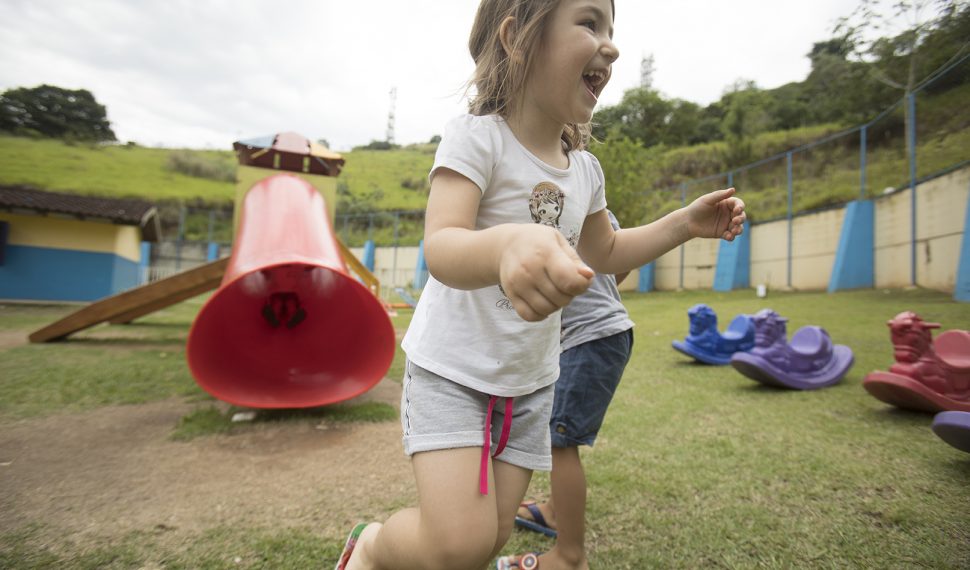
[467,0,614,152]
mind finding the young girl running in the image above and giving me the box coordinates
[337,1,746,568]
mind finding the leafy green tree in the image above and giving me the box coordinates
[838,0,964,93]
[718,80,773,166]
[593,87,714,148]
[0,84,115,141]
[802,35,893,125]
[835,0,967,156]
[763,82,814,131]
[589,136,654,227]
[593,87,672,147]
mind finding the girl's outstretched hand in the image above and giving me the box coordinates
[499,224,593,322]
[686,187,746,241]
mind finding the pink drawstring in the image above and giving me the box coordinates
[479,395,514,495]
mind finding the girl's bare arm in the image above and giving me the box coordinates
[578,188,746,275]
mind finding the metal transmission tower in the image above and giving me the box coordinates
[386,87,397,145]
[640,54,655,89]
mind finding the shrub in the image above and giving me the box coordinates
[166,150,236,182]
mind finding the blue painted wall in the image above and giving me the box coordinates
[955,189,970,302]
[0,220,8,266]
[638,262,655,292]
[413,240,428,289]
[829,200,874,292]
[362,240,376,272]
[713,220,751,291]
[0,245,139,301]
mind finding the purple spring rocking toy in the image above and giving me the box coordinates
[730,309,854,390]
[932,411,970,454]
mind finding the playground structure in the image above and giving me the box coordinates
[730,309,854,390]
[671,304,754,365]
[187,174,394,408]
[30,133,396,409]
[863,312,970,412]
[932,411,970,454]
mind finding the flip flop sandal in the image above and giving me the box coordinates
[514,501,558,538]
[334,522,367,570]
[496,552,540,570]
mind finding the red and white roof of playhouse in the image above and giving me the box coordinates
[233,132,345,177]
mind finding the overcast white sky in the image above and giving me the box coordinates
[0,0,862,151]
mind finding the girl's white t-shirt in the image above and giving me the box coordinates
[401,114,607,397]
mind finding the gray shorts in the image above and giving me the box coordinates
[401,360,554,472]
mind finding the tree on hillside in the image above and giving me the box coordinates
[837,0,966,94]
[0,85,116,142]
[803,35,894,125]
[835,0,968,156]
[718,79,774,166]
[589,136,652,227]
[592,87,709,148]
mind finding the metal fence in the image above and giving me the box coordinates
[334,209,425,248]
[144,55,969,289]
[648,53,970,288]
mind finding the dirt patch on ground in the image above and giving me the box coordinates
[0,330,27,350]
[0,378,414,549]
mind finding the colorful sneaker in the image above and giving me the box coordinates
[496,552,540,569]
[334,523,368,570]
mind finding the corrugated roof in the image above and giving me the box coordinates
[0,185,160,242]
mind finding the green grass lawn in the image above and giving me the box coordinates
[507,288,970,568]
[2,288,969,568]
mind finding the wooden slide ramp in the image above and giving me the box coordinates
[29,258,229,343]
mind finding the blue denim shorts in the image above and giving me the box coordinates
[550,329,633,447]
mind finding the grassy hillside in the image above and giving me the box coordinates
[0,137,434,243]
[0,137,238,202]
[630,124,970,224]
[1,81,966,242]
[0,136,433,211]
[616,81,970,224]
[339,146,434,211]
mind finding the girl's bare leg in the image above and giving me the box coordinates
[348,447,508,570]
[542,446,588,568]
[488,458,534,559]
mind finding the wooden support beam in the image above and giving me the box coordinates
[336,237,381,299]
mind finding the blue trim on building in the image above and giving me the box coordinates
[713,220,751,291]
[0,220,8,266]
[828,200,875,293]
[955,187,970,302]
[638,262,655,293]
[413,240,428,289]
[0,244,139,301]
[111,253,140,294]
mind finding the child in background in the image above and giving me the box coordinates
[501,210,633,570]
[336,0,745,568]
